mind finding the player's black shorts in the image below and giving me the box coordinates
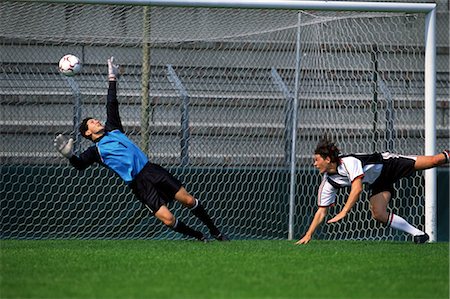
[368,155,416,197]
[129,162,183,214]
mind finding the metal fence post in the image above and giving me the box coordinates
[167,64,190,166]
[66,76,82,155]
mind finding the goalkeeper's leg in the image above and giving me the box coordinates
[175,188,229,241]
[154,205,206,241]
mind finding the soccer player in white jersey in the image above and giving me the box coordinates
[296,138,449,245]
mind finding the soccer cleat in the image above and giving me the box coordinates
[442,150,450,164]
[413,233,429,244]
[212,233,230,242]
[197,234,209,243]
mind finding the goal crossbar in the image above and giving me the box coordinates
[21,0,436,13]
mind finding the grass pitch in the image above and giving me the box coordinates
[1,239,448,299]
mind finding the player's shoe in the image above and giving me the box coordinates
[212,233,230,241]
[197,234,209,243]
[413,233,429,244]
[442,150,449,164]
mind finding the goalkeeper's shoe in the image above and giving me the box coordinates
[197,233,209,243]
[212,233,230,242]
[413,233,429,244]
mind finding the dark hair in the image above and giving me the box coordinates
[79,117,93,140]
[314,137,340,163]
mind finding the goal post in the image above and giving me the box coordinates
[423,7,437,242]
[1,0,442,241]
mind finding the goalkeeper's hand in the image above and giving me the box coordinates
[108,56,120,81]
[54,134,74,159]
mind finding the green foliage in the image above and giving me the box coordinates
[1,240,448,299]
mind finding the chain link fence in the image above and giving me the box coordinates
[1,1,449,240]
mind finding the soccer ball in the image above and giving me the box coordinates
[58,54,81,76]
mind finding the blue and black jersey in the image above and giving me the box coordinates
[69,81,148,184]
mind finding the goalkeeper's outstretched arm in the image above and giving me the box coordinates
[295,206,328,245]
[54,134,98,170]
[53,56,120,171]
[104,57,124,133]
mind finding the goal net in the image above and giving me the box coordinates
[1,1,448,240]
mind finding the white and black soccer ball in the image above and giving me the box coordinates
[58,54,81,76]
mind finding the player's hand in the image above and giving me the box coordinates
[54,134,73,158]
[108,56,120,80]
[295,235,311,245]
[327,210,348,224]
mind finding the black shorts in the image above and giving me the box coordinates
[368,155,416,197]
[129,162,183,213]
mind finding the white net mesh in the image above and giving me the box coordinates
[1,1,448,240]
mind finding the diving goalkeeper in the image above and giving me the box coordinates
[54,57,228,242]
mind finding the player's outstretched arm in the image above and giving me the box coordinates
[295,206,328,245]
[54,134,99,170]
[105,56,124,133]
[108,56,120,81]
[327,177,363,224]
[54,134,73,159]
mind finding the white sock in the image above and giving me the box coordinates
[387,213,424,236]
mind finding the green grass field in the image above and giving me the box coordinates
[1,239,448,299]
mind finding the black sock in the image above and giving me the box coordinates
[190,200,221,236]
[169,219,204,240]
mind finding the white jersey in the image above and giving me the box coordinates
[316,152,416,207]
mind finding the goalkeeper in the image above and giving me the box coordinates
[54,57,228,242]
[296,137,449,245]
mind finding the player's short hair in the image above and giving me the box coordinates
[314,137,340,163]
[79,117,93,140]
